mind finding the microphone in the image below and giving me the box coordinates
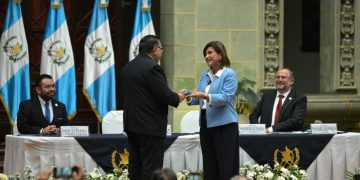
[207,79,211,85]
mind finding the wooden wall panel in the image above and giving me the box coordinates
[0,0,159,141]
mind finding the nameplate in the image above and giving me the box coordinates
[310,123,337,134]
[60,126,89,137]
[239,124,265,134]
[166,125,172,136]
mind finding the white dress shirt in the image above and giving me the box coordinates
[38,96,54,123]
[268,90,290,133]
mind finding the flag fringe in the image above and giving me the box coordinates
[82,88,104,123]
[0,95,15,127]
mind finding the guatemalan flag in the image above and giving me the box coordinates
[41,0,76,119]
[129,0,155,61]
[0,0,30,125]
[83,0,116,121]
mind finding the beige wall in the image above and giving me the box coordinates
[160,0,360,132]
[161,0,259,132]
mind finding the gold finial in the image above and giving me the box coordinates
[51,0,62,8]
[100,2,109,7]
[141,0,151,11]
[51,4,62,8]
[100,0,108,7]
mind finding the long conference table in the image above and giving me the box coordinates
[4,132,360,180]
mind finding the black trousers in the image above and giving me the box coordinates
[200,110,239,180]
[126,131,165,180]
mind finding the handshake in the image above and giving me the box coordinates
[177,90,192,102]
[177,90,209,102]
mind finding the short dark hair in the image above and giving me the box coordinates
[139,35,161,54]
[203,41,231,68]
[151,168,177,180]
[35,74,53,87]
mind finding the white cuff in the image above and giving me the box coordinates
[186,97,192,105]
[207,94,211,104]
[269,127,274,133]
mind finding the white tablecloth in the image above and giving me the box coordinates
[4,135,98,176]
[306,132,360,180]
[4,134,201,177]
[4,133,360,180]
[238,132,360,180]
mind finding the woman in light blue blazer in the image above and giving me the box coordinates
[187,41,239,180]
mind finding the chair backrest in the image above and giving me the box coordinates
[102,110,124,134]
[180,110,200,133]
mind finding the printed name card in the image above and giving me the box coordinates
[239,124,266,134]
[61,126,89,137]
[310,123,337,134]
[166,125,172,136]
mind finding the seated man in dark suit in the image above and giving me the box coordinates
[249,68,307,133]
[17,74,70,134]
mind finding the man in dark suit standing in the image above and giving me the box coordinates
[121,35,185,180]
[249,68,307,133]
[17,74,70,134]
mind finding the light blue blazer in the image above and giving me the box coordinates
[189,67,238,128]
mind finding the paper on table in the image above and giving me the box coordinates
[178,134,199,139]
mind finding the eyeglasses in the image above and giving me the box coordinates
[156,46,164,50]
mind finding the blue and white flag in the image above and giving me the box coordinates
[41,0,76,119]
[83,0,116,122]
[0,0,30,124]
[129,0,155,61]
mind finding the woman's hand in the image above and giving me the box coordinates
[180,89,192,101]
[190,92,209,101]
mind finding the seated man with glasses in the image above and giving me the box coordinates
[249,68,307,133]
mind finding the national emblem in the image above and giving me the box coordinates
[274,146,300,168]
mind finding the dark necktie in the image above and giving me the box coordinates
[45,101,50,123]
[274,95,284,125]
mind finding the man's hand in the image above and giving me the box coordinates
[43,125,58,135]
[177,92,185,102]
[265,128,270,133]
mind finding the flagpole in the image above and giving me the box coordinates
[98,122,101,134]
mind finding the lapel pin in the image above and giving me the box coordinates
[55,103,58,107]
[289,97,292,100]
